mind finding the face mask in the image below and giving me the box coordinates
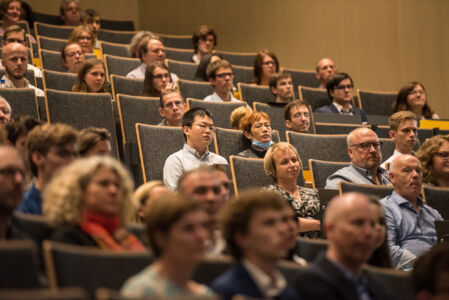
[252,139,273,150]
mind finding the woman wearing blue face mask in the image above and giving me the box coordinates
[237,111,273,158]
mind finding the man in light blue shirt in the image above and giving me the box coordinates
[204,59,240,103]
[380,154,442,270]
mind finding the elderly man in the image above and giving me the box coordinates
[325,127,391,189]
[1,43,44,97]
[269,72,294,103]
[0,146,26,239]
[163,108,227,191]
[381,111,418,169]
[204,59,239,103]
[295,192,392,300]
[60,0,81,26]
[381,155,442,270]
[157,88,186,127]
[0,97,12,125]
[315,57,336,89]
[284,100,312,133]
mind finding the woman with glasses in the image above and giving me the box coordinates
[263,142,321,238]
[73,58,108,93]
[238,111,273,158]
[252,50,279,86]
[393,81,439,120]
[68,25,95,54]
[61,42,85,73]
[417,135,449,188]
[141,62,174,98]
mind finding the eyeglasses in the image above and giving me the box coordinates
[5,38,25,44]
[334,84,353,90]
[216,72,234,79]
[78,36,92,41]
[409,90,425,96]
[350,142,382,151]
[434,152,449,159]
[153,73,170,79]
[193,122,216,133]
[0,167,25,178]
[66,51,83,57]
[262,61,275,66]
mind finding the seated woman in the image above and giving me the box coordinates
[128,31,154,58]
[367,197,392,268]
[69,25,95,54]
[43,156,145,251]
[132,180,169,220]
[252,50,279,86]
[0,0,36,43]
[61,42,85,74]
[230,105,252,130]
[121,194,213,298]
[141,62,175,97]
[194,53,222,81]
[417,135,449,188]
[72,58,108,93]
[78,127,112,157]
[264,142,321,238]
[393,81,439,120]
[237,111,273,158]
[191,25,217,64]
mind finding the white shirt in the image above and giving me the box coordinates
[381,149,402,170]
[204,91,240,103]
[0,61,42,78]
[1,75,44,97]
[332,101,354,115]
[242,259,287,298]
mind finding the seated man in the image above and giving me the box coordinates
[191,25,217,63]
[1,43,44,97]
[0,145,26,240]
[60,0,81,26]
[126,35,179,84]
[211,189,298,300]
[269,72,294,103]
[325,127,391,189]
[157,88,186,127]
[284,100,312,133]
[18,123,78,215]
[163,107,227,191]
[0,96,12,125]
[315,57,336,89]
[381,111,418,169]
[381,154,442,270]
[1,25,42,78]
[295,192,393,300]
[204,60,240,103]
[316,72,367,122]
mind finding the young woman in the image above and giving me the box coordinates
[417,135,449,187]
[72,58,108,93]
[0,0,36,43]
[78,127,112,157]
[252,50,279,86]
[69,25,95,54]
[141,61,174,97]
[393,81,439,120]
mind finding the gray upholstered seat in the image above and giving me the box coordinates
[309,159,351,189]
[253,102,290,140]
[157,33,193,49]
[33,12,63,25]
[99,41,129,57]
[313,113,362,124]
[40,49,96,73]
[216,50,256,67]
[44,89,119,158]
[193,256,234,285]
[423,185,449,220]
[104,54,141,79]
[356,89,397,116]
[187,98,246,129]
[97,29,135,44]
[229,156,276,195]
[136,124,185,182]
[167,59,197,80]
[165,47,194,62]
[42,241,152,298]
[42,70,77,91]
[296,237,329,262]
[0,20,30,33]
[338,181,394,199]
[12,212,53,251]
[364,266,414,300]
[37,36,67,51]
[0,240,42,289]
[178,79,214,100]
[314,122,364,135]
[286,131,349,170]
[233,65,253,84]
[100,19,134,31]
[0,88,39,119]
[379,138,395,162]
[284,68,320,98]
[367,115,390,125]
[299,86,330,111]
[238,82,275,107]
[0,287,89,300]
[34,22,74,39]
[110,75,143,100]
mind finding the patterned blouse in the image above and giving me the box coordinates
[264,184,321,238]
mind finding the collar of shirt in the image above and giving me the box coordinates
[390,191,424,210]
[350,163,385,180]
[242,258,287,298]
[2,74,30,88]
[332,101,353,113]
[183,143,210,159]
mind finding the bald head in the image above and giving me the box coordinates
[1,43,28,81]
[315,57,336,87]
[347,127,382,171]
[389,154,422,202]
[324,192,370,226]
[0,97,12,124]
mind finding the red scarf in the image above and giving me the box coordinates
[80,211,145,252]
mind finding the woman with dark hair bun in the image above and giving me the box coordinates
[393,81,439,120]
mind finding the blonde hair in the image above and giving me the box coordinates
[417,135,449,186]
[230,106,252,130]
[264,142,302,179]
[132,180,165,213]
[43,156,134,227]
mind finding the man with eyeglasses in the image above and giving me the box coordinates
[163,107,227,191]
[269,72,294,103]
[0,96,12,125]
[0,145,27,240]
[1,25,42,78]
[157,88,186,127]
[284,100,312,133]
[204,59,240,103]
[60,0,81,26]
[18,123,78,215]
[316,72,367,122]
[325,127,391,189]
[380,154,442,270]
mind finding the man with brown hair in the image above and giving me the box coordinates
[284,100,312,133]
[18,123,78,215]
[381,111,418,169]
[157,88,186,127]
[269,71,294,103]
[204,59,239,103]
[192,25,217,63]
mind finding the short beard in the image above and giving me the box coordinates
[5,67,25,81]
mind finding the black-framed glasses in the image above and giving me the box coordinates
[434,152,449,159]
[334,84,353,90]
[350,142,382,151]
[192,122,216,133]
[216,72,234,79]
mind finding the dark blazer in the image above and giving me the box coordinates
[294,255,394,300]
[50,225,99,247]
[315,103,368,123]
[211,262,299,300]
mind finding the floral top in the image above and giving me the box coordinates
[264,184,321,238]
